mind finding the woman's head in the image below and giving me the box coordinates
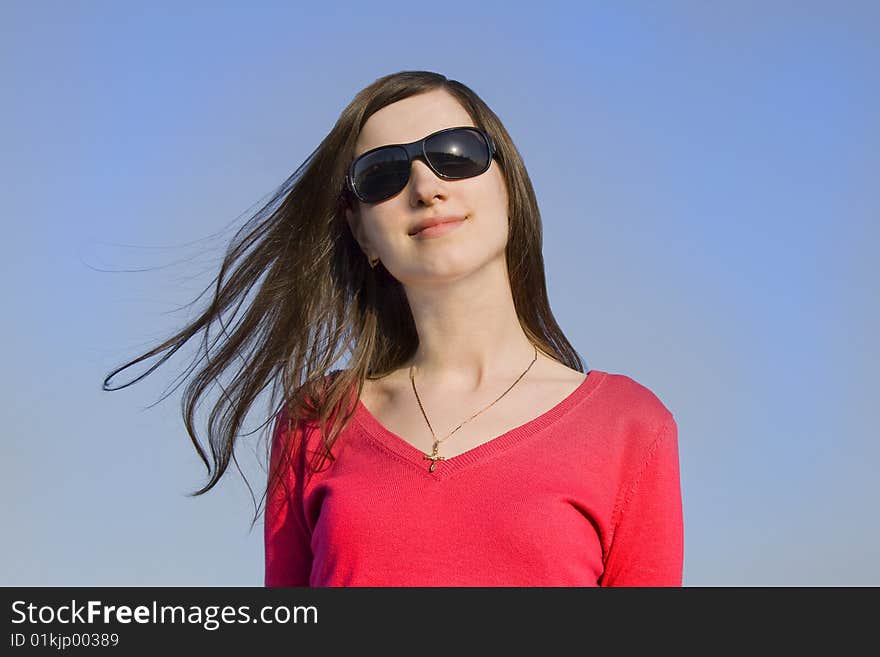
[344,87,510,287]
[102,70,583,519]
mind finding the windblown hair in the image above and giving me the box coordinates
[102,70,584,528]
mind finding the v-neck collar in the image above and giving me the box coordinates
[350,369,607,480]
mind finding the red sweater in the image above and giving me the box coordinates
[264,369,683,586]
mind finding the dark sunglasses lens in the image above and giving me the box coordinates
[352,146,410,203]
[426,129,490,177]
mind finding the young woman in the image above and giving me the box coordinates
[104,70,683,587]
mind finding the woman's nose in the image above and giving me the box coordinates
[407,160,448,201]
[408,157,450,188]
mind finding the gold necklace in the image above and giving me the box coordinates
[409,342,539,472]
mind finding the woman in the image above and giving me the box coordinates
[104,70,683,587]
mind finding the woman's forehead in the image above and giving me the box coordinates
[355,92,474,156]
[355,122,477,158]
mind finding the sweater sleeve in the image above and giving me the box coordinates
[264,408,313,587]
[601,415,684,587]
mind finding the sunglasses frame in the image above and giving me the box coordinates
[344,126,497,204]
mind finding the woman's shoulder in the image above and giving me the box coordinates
[592,368,677,447]
[601,369,673,411]
[275,368,352,420]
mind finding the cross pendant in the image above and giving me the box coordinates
[423,440,446,473]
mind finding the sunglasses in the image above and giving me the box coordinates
[344,126,497,204]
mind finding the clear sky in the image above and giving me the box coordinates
[2,0,877,585]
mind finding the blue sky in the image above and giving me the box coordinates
[2,0,878,585]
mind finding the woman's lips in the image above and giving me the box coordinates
[411,218,467,239]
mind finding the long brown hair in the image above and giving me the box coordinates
[102,70,584,528]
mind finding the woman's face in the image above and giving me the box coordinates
[345,88,509,286]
